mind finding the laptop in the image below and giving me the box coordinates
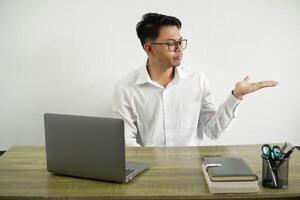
[44,113,148,183]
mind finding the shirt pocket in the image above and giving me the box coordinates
[180,102,201,129]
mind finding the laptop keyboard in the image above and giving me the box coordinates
[126,168,136,176]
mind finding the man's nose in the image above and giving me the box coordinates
[175,44,183,52]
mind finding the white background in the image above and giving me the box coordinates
[1,0,299,150]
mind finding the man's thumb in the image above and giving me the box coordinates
[243,75,250,81]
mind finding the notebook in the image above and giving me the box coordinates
[203,156,258,181]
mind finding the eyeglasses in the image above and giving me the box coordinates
[149,39,187,52]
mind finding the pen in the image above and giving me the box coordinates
[276,147,295,169]
[281,142,288,153]
[283,147,295,159]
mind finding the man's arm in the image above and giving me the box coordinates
[199,76,241,140]
[113,85,141,147]
[198,75,278,140]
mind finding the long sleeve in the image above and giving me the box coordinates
[199,75,241,140]
[112,84,141,147]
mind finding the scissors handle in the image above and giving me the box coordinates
[261,144,282,160]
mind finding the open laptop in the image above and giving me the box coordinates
[44,113,148,183]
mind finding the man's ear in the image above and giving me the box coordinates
[144,43,153,56]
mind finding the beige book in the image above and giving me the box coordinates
[201,164,260,193]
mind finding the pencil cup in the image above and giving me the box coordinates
[262,156,289,188]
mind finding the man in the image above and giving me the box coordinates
[113,13,278,147]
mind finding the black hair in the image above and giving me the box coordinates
[136,13,182,46]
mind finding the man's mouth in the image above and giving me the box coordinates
[175,54,183,60]
[175,55,182,60]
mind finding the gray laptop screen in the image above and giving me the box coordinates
[44,113,126,182]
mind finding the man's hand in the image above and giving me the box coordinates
[232,76,279,100]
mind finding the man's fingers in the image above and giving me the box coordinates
[243,75,250,82]
[259,80,278,87]
[254,80,279,90]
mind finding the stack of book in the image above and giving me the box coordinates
[201,156,259,193]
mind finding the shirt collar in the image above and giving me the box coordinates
[135,64,193,86]
[176,66,193,80]
[135,65,152,85]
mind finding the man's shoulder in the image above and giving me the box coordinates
[115,67,142,90]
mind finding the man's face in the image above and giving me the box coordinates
[148,25,183,68]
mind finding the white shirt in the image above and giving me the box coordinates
[113,65,241,146]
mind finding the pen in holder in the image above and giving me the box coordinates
[262,155,289,188]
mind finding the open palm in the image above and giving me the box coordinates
[233,76,278,99]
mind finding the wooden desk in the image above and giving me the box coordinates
[0,144,299,199]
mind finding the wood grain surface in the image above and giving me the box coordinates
[0,144,299,199]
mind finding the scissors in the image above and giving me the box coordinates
[261,144,283,160]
